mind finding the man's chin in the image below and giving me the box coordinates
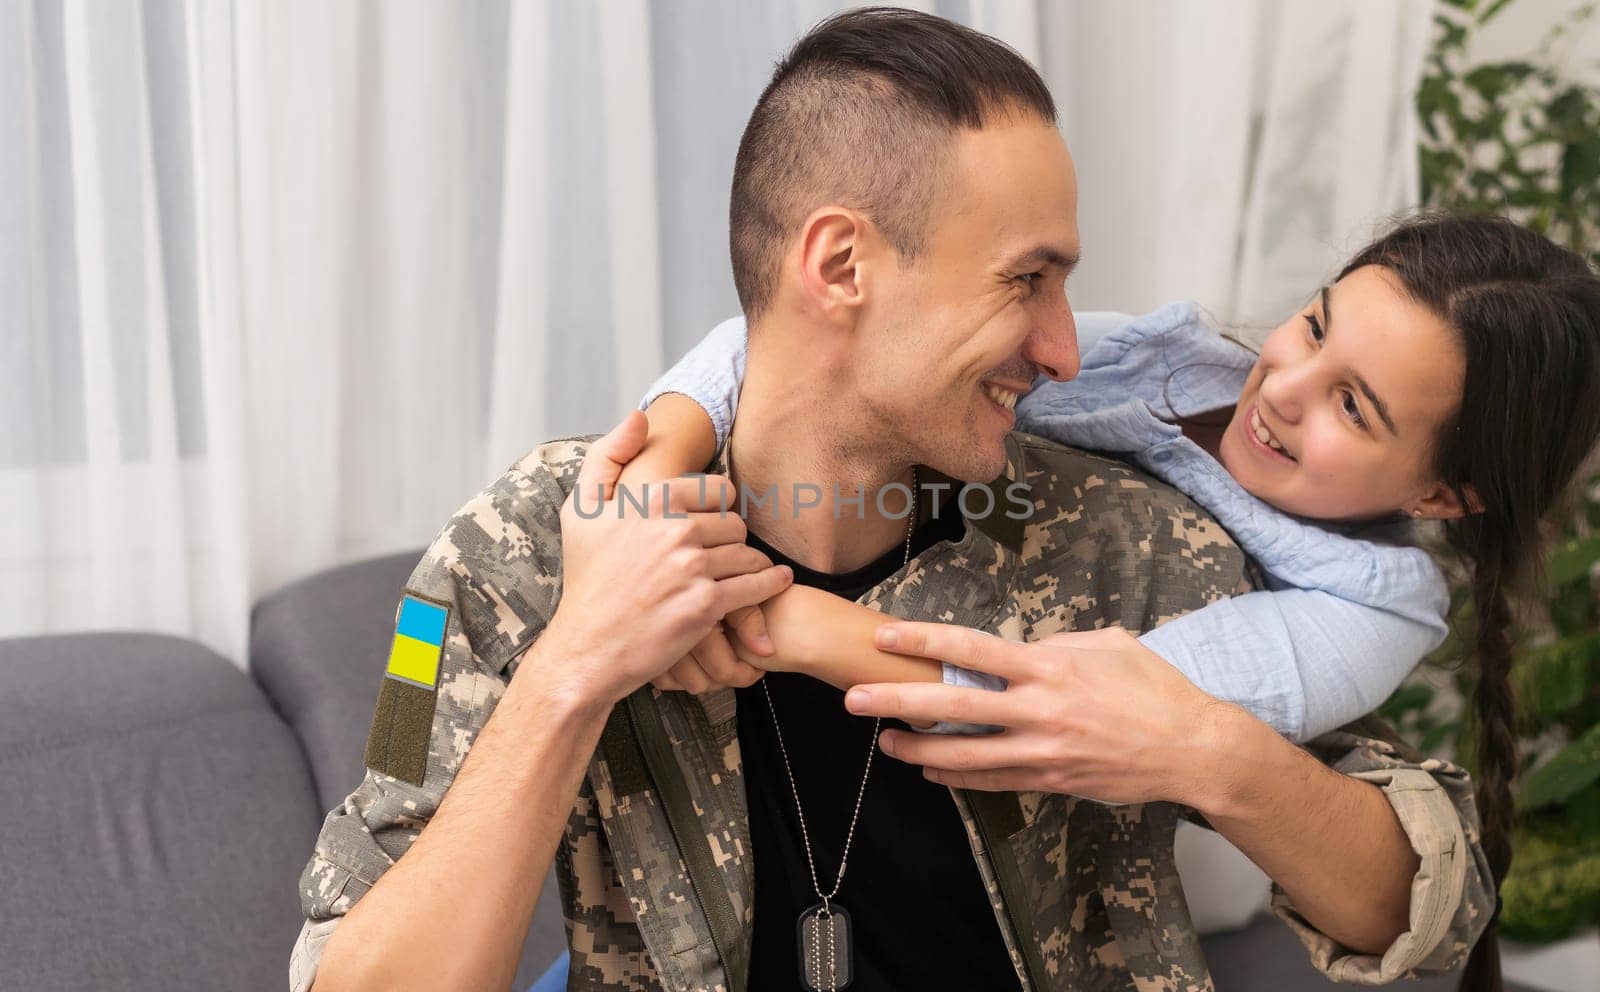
[926,436,1010,484]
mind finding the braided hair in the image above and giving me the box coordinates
[1338,213,1600,991]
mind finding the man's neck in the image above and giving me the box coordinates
[727,317,916,575]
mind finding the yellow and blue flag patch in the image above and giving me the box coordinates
[386,595,448,688]
[365,592,451,786]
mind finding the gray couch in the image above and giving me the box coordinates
[1,550,1477,991]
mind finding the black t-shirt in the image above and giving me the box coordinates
[737,505,1021,991]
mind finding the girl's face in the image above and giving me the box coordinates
[1219,264,1468,522]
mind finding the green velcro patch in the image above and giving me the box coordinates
[598,701,650,797]
[364,675,437,786]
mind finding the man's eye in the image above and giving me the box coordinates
[1305,313,1325,343]
[1016,272,1042,289]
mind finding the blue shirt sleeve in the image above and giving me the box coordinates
[1137,586,1445,742]
[638,315,749,454]
[1068,310,1136,359]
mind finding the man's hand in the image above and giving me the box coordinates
[842,623,1230,806]
[652,606,773,694]
[538,412,793,705]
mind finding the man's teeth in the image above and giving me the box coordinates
[1250,407,1287,453]
[983,383,1018,411]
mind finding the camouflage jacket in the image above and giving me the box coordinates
[291,432,1493,991]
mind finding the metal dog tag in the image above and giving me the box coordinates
[797,902,853,990]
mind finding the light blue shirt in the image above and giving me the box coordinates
[640,303,1449,742]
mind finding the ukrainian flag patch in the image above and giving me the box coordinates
[386,595,448,689]
[366,591,452,786]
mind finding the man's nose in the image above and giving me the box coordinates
[1025,307,1080,382]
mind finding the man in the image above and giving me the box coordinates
[292,9,1490,991]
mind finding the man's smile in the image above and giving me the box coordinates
[981,381,1021,411]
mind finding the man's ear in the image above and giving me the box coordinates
[796,206,874,323]
[1405,481,1484,520]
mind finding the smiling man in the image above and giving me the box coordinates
[291,9,1491,991]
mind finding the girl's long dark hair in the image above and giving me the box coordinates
[1338,213,1600,992]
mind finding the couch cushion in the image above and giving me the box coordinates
[0,632,320,992]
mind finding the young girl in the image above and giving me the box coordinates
[622,213,1600,991]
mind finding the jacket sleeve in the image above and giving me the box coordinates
[1270,715,1494,984]
[1139,585,1444,742]
[288,443,576,991]
[637,315,748,454]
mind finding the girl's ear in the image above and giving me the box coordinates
[1404,481,1484,520]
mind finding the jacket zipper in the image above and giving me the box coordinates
[625,690,750,992]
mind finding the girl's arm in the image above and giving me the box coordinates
[745,585,941,730]
[618,392,719,490]
[755,576,1444,743]
[747,557,1439,745]
[756,584,942,689]
[636,315,748,456]
[620,321,754,688]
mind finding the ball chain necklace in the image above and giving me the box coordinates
[759,466,917,992]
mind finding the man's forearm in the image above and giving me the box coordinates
[312,639,610,992]
[1191,703,1418,954]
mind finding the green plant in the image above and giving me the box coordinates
[1418,0,1600,266]
[1383,0,1600,943]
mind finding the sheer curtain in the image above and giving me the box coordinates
[2,0,1432,663]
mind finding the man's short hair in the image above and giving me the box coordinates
[730,7,1057,320]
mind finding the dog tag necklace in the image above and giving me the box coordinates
[759,468,916,992]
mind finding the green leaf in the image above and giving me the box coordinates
[1416,76,1462,139]
[1433,15,1470,53]
[1548,578,1596,635]
[1548,86,1594,130]
[1505,185,1556,208]
[1465,65,1511,100]
[1569,784,1600,837]
[1561,131,1600,199]
[1547,533,1600,586]
[1520,723,1600,809]
[1464,63,1533,100]
[1514,633,1600,720]
[1479,0,1520,25]
[1501,819,1600,942]
[1384,683,1436,714]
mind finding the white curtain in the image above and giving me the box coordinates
[1045,0,1434,332]
[2,0,1432,663]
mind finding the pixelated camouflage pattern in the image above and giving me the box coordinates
[557,777,662,991]
[852,434,1248,991]
[291,431,1493,992]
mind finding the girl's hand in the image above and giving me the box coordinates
[651,584,828,693]
[651,605,778,694]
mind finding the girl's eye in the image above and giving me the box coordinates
[1305,313,1325,343]
[1341,389,1367,428]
